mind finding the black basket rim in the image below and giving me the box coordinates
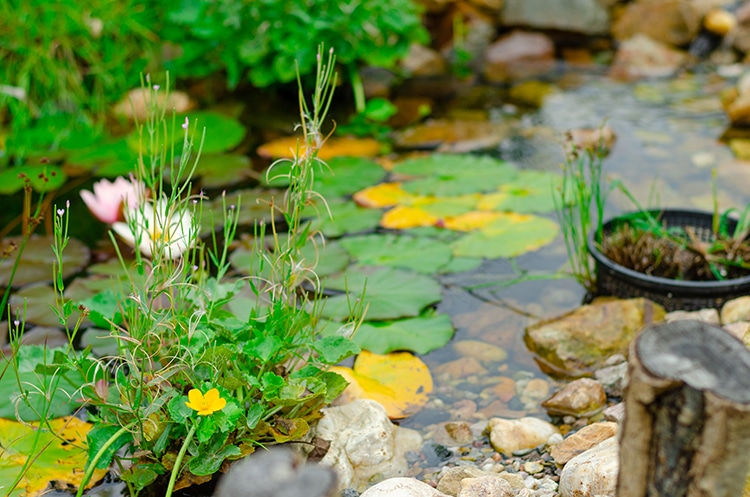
[587,208,750,293]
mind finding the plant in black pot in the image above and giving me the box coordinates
[556,139,750,312]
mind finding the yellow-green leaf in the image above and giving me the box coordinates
[353,182,415,208]
[257,136,382,160]
[380,205,437,229]
[331,350,433,419]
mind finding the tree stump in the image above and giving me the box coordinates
[617,320,750,497]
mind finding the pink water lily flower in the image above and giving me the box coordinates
[112,199,196,260]
[80,177,142,224]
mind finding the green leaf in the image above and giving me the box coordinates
[0,346,85,420]
[87,424,133,470]
[197,415,217,443]
[353,313,454,354]
[450,213,559,258]
[264,156,386,197]
[167,395,193,424]
[243,334,283,362]
[478,170,562,213]
[0,165,67,194]
[193,154,253,188]
[120,465,162,491]
[188,432,240,476]
[394,154,517,196]
[313,335,361,364]
[78,290,124,328]
[321,267,442,321]
[189,111,247,153]
[339,233,452,274]
[320,371,350,403]
[438,256,483,274]
[246,403,264,430]
[308,199,383,238]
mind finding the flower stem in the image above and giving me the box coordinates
[165,422,197,497]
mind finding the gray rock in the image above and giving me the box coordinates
[360,477,451,497]
[609,34,688,80]
[483,31,555,83]
[214,448,338,497]
[502,0,610,35]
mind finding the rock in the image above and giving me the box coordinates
[508,81,556,108]
[594,359,628,397]
[392,119,507,153]
[558,436,619,497]
[524,298,666,377]
[401,44,448,77]
[482,377,516,403]
[483,31,556,83]
[453,340,508,364]
[487,417,560,456]
[437,467,501,496]
[612,0,724,47]
[214,448,338,497]
[360,478,451,497]
[725,321,749,341]
[517,378,550,411]
[522,460,544,474]
[550,422,618,465]
[704,8,736,36]
[315,400,423,492]
[434,356,489,380]
[609,34,689,80]
[603,402,626,424]
[432,421,475,446]
[721,296,750,324]
[665,307,720,324]
[459,476,514,497]
[541,378,607,417]
[502,0,610,35]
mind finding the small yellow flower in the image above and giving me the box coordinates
[185,388,226,416]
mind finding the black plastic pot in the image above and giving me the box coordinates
[587,209,750,312]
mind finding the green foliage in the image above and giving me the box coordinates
[161,0,428,88]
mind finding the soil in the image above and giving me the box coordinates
[600,223,750,281]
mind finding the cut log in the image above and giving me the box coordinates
[618,320,750,497]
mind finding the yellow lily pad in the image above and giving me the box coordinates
[353,182,415,208]
[257,136,382,160]
[331,350,433,419]
[443,211,503,231]
[380,205,438,230]
[0,416,107,496]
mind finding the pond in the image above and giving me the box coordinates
[5,61,747,496]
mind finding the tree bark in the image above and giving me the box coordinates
[617,320,750,497]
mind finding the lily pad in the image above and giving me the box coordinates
[307,199,383,238]
[321,267,442,321]
[0,346,86,421]
[353,182,415,208]
[0,416,107,496]
[66,138,135,176]
[200,188,283,236]
[353,313,454,354]
[8,284,74,328]
[189,111,247,154]
[257,136,382,161]
[339,234,452,274]
[330,350,433,419]
[477,170,562,213]
[0,165,67,194]
[193,154,253,188]
[0,236,90,287]
[394,154,517,196]
[230,238,350,279]
[380,205,437,230]
[450,213,559,258]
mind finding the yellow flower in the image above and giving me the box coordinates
[185,388,226,416]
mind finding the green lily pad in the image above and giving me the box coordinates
[394,154,517,196]
[194,154,253,188]
[450,213,559,258]
[199,188,283,236]
[307,199,382,238]
[321,267,442,321]
[230,238,350,279]
[189,111,247,154]
[438,256,483,274]
[8,284,74,328]
[339,234,452,274]
[0,165,67,194]
[415,195,479,218]
[66,138,135,176]
[353,313,454,354]
[0,236,89,287]
[478,170,562,213]
[0,346,85,420]
[264,156,387,199]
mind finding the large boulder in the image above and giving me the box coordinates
[524,298,665,377]
[502,0,610,35]
[483,31,556,83]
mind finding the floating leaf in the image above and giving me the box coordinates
[0,346,86,420]
[331,350,433,419]
[353,182,415,208]
[451,213,559,258]
[200,188,283,236]
[66,138,135,176]
[380,205,437,230]
[193,154,253,188]
[8,284,73,328]
[438,256,483,274]
[477,170,561,213]
[394,154,517,196]
[189,111,247,154]
[230,238,350,278]
[257,136,381,161]
[321,267,441,321]
[443,211,502,231]
[0,165,67,194]
[353,313,454,354]
[413,194,480,218]
[339,234,452,274]
[0,236,90,287]
[0,416,107,496]
[307,199,383,238]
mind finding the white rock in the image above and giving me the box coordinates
[458,476,514,497]
[360,477,451,497]
[558,437,619,497]
[315,400,423,492]
[487,417,560,456]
